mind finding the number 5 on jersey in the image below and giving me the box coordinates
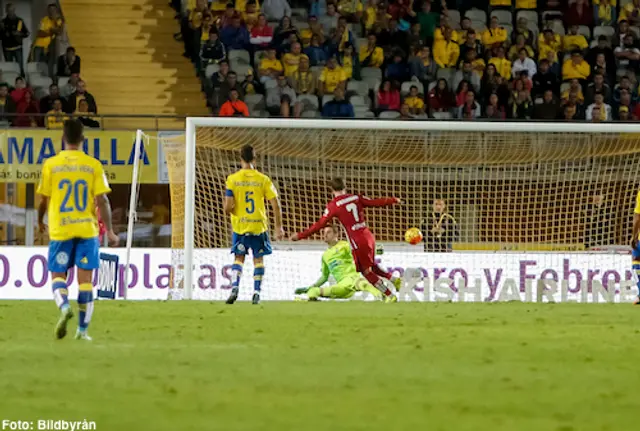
[245,191,255,214]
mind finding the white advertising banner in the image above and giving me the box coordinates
[0,247,637,302]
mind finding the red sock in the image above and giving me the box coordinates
[373,264,392,280]
[364,271,392,296]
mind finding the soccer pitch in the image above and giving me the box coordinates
[1,301,638,430]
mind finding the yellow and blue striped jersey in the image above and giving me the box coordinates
[37,150,111,241]
[225,168,277,235]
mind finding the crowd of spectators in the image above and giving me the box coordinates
[174,0,640,121]
[0,3,99,128]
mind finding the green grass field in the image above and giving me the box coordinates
[0,301,638,430]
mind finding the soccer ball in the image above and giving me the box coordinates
[404,227,423,245]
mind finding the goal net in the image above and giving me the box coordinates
[163,119,640,301]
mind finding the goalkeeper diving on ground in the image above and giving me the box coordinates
[295,225,383,301]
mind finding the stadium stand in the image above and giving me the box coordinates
[61,0,209,129]
[166,0,640,121]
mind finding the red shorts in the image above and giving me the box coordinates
[349,230,376,272]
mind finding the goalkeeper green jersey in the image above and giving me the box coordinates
[321,240,359,283]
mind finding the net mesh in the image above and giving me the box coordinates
[161,124,640,300]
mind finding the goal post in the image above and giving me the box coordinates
[171,118,640,301]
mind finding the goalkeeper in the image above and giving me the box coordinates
[295,226,383,301]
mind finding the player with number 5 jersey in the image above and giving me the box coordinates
[224,144,284,305]
[37,119,118,341]
[291,177,402,302]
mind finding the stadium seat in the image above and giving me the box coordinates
[361,67,382,80]
[492,10,512,26]
[447,10,461,26]
[58,76,69,89]
[322,94,333,107]
[432,111,452,120]
[401,80,424,95]
[30,75,52,88]
[349,95,368,108]
[244,93,265,110]
[471,21,487,33]
[291,7,307,19]
[437,68,455,88]
[593,26,615,41]
[578,25,591,39]
[0,62,20,74]
[354,108,373,118]
[233,63,251,77]
[503,24,513,40]
[298,94,319,111]
[631,26,640,39]
[550,20,565,36]
[3,72,19,86]
[541,10,563,22]
[228,49,251,67]
[465,8,487,24]
[559,82,571,94]
[516,10,538,26]
[26,62,47,76]
[379,110,400,119]
[356,37,367,49]
[363,76,380,91]
[428,81,437,92]
[205,64,220,77]
[302,110,321,118]
[347,80,368,96]
[254,50,266,66]
[264,78,278,90]
[34,86,49,99]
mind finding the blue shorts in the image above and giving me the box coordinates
[231,232,272,258]
[48,237,100,273]
[633,243,640,262]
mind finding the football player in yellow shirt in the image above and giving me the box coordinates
[37,119,118,341]
[224,145,284,304]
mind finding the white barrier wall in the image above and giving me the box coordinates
[0,247,636,302]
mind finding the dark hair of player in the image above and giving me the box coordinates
[241,144,255,163]
[63,119,84,146]
[329,177,345,191]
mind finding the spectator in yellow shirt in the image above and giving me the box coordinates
[336,0,363,21]
[538,29,561,60]
[404,85,425,115]
[364,0,378,30]
[561,79,585,104]
[259,47,283,82]
[563,26,589,52]
[490,0,511,6]
[282,42,306,77]
[620,0,640,25]
[319,56,347,95]
[594,0,616,25]
[46,99,68,129]
[562,50,591,81]
[488,46,512,78]
[482,17,508,51]
[434,20,460,43]
[32,4,63,64]
[433,27,460,68]
[359,33,384,68]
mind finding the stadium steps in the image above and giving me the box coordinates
[60,0,209,130]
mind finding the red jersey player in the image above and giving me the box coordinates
[291,177,402,302]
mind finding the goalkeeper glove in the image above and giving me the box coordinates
[294,287,310,295]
